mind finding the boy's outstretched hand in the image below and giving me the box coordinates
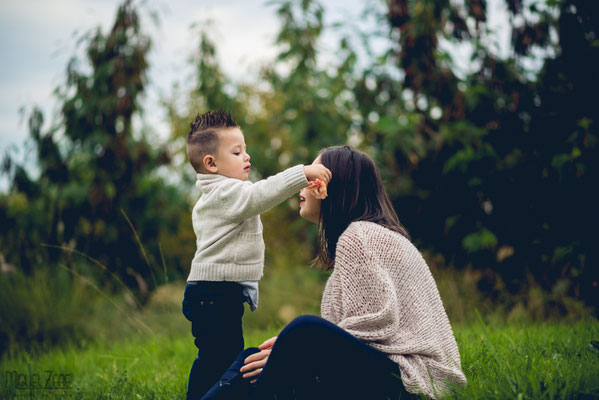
[303,164,331,185]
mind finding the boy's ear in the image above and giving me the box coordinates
[203,154,218,173]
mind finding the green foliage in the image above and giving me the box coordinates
[1,1,190,303]
[462,228,498,253]
[162,0,599,313]
[378,0,599,311]
[1,0,598,369]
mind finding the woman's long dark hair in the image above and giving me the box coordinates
[316,145,410,269]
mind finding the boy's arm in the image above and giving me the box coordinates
[219,165,308,222]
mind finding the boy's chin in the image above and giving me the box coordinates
[222,172,248,180]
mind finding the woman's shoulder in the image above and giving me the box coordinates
[338,221,414,257]
[342,220,410,243]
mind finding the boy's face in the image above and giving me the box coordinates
[213,127,251,181]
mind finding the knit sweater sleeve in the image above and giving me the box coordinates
[332,225,400,343]
[219,165,308,222]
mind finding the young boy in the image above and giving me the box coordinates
[182,110,331,399]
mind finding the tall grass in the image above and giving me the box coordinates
[0,267,95,357]
[0,263,171,358]
[0,209,175,357]
[426,253,593,325]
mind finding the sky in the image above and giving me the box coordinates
[0,0,510,180]
[0,0,366,156]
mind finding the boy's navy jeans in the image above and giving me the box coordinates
[182,281,246,400]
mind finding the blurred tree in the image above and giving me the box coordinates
[165,0,361,269]
[163,0,597,314]
[0,0,188,302]
[375,0,598,312]
[4,0,587,316]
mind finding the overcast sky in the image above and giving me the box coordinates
[0,0,371,155]
[0,0,510,173]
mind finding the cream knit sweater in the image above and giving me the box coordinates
[188,165,308,282]
[321,221,467,399]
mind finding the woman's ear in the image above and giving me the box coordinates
[203,154,218,173]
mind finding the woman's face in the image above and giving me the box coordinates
[299,156,323,224]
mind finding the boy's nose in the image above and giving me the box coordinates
[245,153,251,161]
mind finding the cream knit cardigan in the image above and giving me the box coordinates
[321,221,467,399]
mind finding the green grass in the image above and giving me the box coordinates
[0,330,274,400]
[1,315,598,399]
[1,270,598,399]
[451,319,599,399]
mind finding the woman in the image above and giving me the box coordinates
[203,145,467,399]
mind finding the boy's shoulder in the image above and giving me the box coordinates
[196,173,249,194]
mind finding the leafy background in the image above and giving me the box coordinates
[0,0,597,357]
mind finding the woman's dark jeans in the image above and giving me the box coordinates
[202,315,415,400]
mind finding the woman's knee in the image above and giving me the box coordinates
[277,315,336,345]
[283,314,326,332]
[288,314,325,328]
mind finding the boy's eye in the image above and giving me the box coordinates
[234,152,240,156]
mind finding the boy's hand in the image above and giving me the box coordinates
[304,164,332,184]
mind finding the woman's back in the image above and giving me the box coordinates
[321,220,467,399]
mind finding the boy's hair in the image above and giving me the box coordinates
[187,110,239,173]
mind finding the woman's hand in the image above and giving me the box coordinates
[240,336,277,383]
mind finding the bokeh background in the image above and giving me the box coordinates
[1,0,597,359]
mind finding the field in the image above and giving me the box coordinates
[1,280,598,400]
